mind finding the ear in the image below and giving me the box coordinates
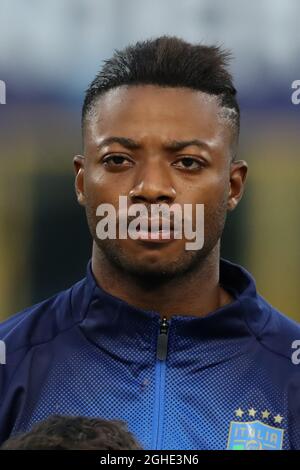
[227,160,248,211]
[73,155,86,206]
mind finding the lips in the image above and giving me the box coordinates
[133,219,179,244]
[135,229,176,243]
[135,218,175,231]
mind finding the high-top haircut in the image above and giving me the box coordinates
[82,36,240,157]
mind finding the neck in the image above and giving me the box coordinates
[91,242,233,320]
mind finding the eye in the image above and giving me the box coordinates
[103,154,133,168]
[173,157,205,170]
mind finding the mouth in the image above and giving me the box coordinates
[135,218,175,231]
[115,217,181,244]
[135,229,176,243]
[133,219,178,244]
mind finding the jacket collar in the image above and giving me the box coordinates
[74,258,270,345]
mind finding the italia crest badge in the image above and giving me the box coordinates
[227,408,284,450]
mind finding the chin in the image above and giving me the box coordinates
[121,256,200,283]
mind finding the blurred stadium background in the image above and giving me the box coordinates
[0,0,299,320]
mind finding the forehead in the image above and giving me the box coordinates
[84,85,231,148]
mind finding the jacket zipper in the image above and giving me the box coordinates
[156,316,169,361]
[152,316,170,449]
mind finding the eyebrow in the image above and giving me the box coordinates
[97,137,209,152]
[97,136,141,150]
[164,139,208,151]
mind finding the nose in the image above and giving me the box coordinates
[129,161,176,204]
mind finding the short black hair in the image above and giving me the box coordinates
[0,415,143,450]
[82,35,240,150]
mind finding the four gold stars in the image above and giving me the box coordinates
[234,408,284,424]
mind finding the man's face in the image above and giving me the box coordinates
[75,85,247,281]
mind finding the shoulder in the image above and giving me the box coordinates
[254,294,300,364]
[0,276,90,355]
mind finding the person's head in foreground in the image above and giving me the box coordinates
[1,35,300,451]
[1,415,142,450]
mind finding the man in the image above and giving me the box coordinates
[1,415,142,450]
[0,36,299,450]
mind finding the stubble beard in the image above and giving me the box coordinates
[85,197,228,287]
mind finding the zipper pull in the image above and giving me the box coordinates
[157,316,169,361]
